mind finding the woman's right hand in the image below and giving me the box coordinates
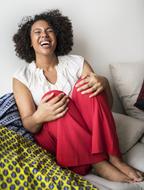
[33,92,69,124]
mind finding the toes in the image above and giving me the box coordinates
[135,172,144,182]
[128,171,144,182]
[136,171,143,178]
[123,177,133,183]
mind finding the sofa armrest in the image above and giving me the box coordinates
[112,112,144,154]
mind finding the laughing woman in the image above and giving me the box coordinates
[12,9,143,183]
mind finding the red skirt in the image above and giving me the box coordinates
[34,81,121,175]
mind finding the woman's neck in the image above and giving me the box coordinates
[35,54,58,71]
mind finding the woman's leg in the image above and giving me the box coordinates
[72,82,121,157]
[34,90,108,176]
[34,90,135,182]
[71,81,143,182]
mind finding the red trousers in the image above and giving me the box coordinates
[34,81,121,175]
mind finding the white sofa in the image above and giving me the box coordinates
[84,63,144,190]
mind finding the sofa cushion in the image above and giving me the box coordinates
[110,62,144,121]
[113,112,144,154]
[123,142,144,172]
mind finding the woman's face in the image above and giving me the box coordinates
[30,20,57,56]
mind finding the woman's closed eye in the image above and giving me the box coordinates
[34,30,41,35]
[46,28,54,33]
[33,28,54,35]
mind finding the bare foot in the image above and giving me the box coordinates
[110,156,144,182]
[92,160,132,183]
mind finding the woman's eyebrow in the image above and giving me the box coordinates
[32,27,52,32]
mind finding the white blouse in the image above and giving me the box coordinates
[13,55,84,105]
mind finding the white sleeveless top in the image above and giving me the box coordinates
[13,55,84,105]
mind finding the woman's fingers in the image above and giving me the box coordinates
[42,93,65,105]
[81,85,97,94]
[55,104,69,114]
[89,87,104,98]
[76,73,107,97]
[75,78,89,88]
[77,83,92,92]
[53,95,69,110]
[44,93,69,115]
[77,81,104,97]
[55,107,69,119]
[41,92,54,103]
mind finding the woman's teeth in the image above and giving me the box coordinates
[40,41,50,47]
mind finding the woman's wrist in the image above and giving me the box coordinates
[32,112,40,124]
[31,112,43,133]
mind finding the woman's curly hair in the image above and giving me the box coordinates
[13,9,73,63]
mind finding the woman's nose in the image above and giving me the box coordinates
[41,30,48,37]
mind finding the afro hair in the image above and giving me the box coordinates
[13,9,73,63]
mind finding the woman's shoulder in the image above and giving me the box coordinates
[58,55,84,70]
[59,54,84,63]
[13,62,35,76]
[58,54,84,77]
[13,62,34,88]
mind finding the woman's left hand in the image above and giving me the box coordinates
[75,72,106,98]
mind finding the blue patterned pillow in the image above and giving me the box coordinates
[0,93,34,141]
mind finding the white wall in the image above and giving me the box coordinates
[1,0,144,111]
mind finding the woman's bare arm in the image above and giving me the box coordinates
[13,78,42,133]
[13,78,69,133]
